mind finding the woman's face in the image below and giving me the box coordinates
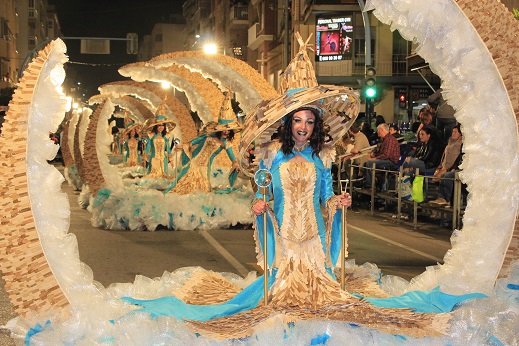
[291,109,315,147]
[157,124,165,133]
[221,130,229,139]
[451,127,462,140]
[422,114,432,125]
[419,129,431,142]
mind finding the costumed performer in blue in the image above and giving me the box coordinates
[122,121,143,167]
[122,33,484,340]
[163,90,242,195]
[143,102,176,179]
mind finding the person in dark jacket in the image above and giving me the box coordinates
[427,88,456,144]
[402,126,441,176]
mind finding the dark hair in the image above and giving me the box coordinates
[419,107,434,125]
[419,126,434,137]
[280,108,325,156]
[127,129,138,139]
[420,112,433,125]
[271,125,283,140]
[152,124,167,136]
[453,123,462,135]
[216,130,235,142]
[389,124,399,132]
[375,115,386,126]
[350,123,360,133]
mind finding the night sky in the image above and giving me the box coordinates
[48,0,184,100]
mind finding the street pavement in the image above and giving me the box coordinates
[0,166,452,345]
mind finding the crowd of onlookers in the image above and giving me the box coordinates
[334,89,463,210]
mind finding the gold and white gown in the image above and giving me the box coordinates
[124,137,140,167]
[146,136,169,179]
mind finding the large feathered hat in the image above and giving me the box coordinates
[237,32,360,177]
[121,112,143,137]
[200,89,242,135]
[145,100,176,132]
[122,120,143,137]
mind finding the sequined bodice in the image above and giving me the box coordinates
[127,138,138,150]
[153,136,165,160]
[191,137,222,168]
[278,160,318,243]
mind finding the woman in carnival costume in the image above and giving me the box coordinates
[123,33,483,340]
[143,103,176,179]
[122,121,143,167]
[163,91,242,194]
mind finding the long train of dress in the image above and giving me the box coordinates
[123,158,481,339]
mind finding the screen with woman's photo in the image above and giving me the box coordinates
[315,16,353,62]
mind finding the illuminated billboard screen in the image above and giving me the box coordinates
[315,16,353,62]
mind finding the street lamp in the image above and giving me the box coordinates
[203,43,218,55]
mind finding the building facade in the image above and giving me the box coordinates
[149,23,187,57]
[0,0,19,88]
[182,0,443,124]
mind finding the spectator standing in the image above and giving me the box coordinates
[415,107,436,136]
[428,88,456,144]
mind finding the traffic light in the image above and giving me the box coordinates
[365,86,376,98]
[364,66,377,98]
[399,94,406,109]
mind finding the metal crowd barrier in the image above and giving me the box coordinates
[335,160,464,230]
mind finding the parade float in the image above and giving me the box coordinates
[0,0,517,344]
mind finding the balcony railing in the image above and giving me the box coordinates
[352,54,420,76]
[230,5,248,21]
[316,54,423,77]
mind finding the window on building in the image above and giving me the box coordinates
[392,31,412,75]
[353,26,376,70]
[28,36,37,49]
[28,0,35,18]
[48,20,53,29]
[0,17,7,41]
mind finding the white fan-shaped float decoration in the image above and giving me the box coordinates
[0,0,517,343]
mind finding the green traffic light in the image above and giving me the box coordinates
[365,87,376,98]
